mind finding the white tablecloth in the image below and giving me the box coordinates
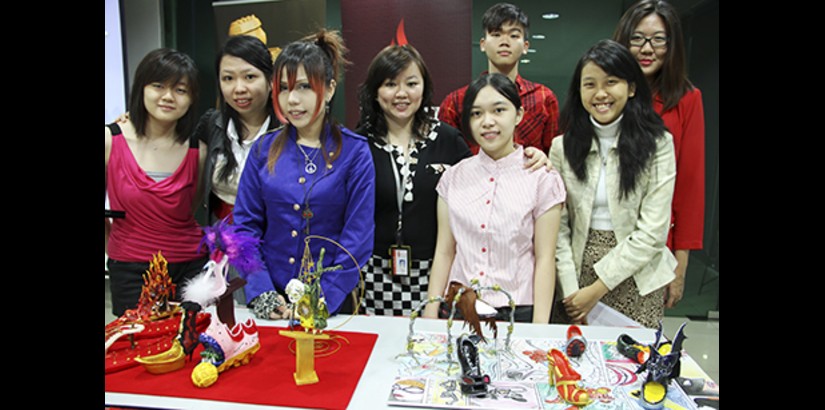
[105,307,690,409]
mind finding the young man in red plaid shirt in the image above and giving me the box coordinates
[438,2,559,154]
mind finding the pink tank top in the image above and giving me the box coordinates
[106,124,205,263]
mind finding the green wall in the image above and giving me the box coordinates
[165,0,717,136]
[470,0,625,108]
[680,0,719,315]
[166,0,346,125]
[163,0,219,120]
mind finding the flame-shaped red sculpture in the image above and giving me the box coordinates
[390,18,408,46]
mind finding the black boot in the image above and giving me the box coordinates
[637,321,688,409]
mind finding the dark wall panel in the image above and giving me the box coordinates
[340,0,472,129]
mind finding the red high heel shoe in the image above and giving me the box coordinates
[547,348,591,407]
[565,325,587,358]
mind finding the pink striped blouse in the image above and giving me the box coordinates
[436,145,566,307]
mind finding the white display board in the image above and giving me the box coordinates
[105,0,127,123]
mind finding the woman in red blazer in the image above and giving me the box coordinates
[613,0,706,308]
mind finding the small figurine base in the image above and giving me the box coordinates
[280,330,331,385]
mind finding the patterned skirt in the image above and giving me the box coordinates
[553,229,665,329]
[361,254,430,317]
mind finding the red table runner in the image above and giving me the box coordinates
[105,326,378,410]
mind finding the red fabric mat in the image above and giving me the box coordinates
[105,326,378,410]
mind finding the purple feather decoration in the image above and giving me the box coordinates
[200,217,264,278]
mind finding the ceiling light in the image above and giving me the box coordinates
[520,59,531,64]
[542,13,560,20]
[527,49,536,53]
[532,34,546,40]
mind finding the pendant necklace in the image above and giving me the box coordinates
[296,141,321,174]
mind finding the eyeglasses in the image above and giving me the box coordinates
[629,34,668,49]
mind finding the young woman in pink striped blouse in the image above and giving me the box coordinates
[422,73,566,323]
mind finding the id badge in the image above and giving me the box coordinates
[389,245,411,276]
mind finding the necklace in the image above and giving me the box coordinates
[296,141,321,174]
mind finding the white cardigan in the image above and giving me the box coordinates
[549,129,677,297]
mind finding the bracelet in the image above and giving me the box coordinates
[250,290,286,319]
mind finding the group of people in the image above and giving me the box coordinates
[105,0,705,330]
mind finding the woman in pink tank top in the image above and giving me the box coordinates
[105,48,208,316]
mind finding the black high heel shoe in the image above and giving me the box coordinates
[636,321,688,409]
[617,333,651,364]
[456,334,490,397]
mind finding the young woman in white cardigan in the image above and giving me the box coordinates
[550,40,676,328]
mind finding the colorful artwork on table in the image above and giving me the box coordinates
[389,332,710,410]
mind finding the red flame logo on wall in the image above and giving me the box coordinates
[390,18,408,46]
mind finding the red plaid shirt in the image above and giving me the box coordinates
[437,73,560,154]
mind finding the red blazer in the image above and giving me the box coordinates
[654,87,705,251]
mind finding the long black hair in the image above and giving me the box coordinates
[613,0,693,111]
[215,35,275,183]
[356,44,435,142]
[559,39,667,199]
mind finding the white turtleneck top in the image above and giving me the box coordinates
[590,114,622,231]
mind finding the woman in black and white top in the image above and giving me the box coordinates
[355,44,549,316]
[355,44,470,316]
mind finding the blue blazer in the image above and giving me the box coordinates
[234,125,376,314]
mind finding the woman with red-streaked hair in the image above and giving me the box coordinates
[233,29,375,320]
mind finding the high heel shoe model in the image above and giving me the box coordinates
[547,348,591,407]
[617,333,651,364]
[456,334,490,397]
[191,315,260,388]
[636,321,688,409]
[565,325,587,358]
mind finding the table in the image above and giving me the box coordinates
[105,307,710,409]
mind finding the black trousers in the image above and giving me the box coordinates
[107,256,209,317]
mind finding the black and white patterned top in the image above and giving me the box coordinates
[356,120,469,316]
[359,120,471,261]
[378,125,434,204]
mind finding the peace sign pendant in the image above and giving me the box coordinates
[305,162,317,175]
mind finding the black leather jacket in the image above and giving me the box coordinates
[193,108,225,226]
[193,108,281,226]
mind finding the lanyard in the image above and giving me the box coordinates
[388,142,412,245]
